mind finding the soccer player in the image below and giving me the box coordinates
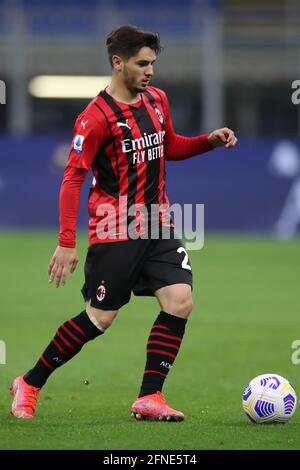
[11,26,237,421]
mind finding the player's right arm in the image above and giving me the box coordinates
[48,110,105,288]
[48,245,79,288]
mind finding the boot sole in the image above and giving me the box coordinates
[131,411,184,422]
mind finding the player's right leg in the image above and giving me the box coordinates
[11,239,148,419]
[11,305,118,419]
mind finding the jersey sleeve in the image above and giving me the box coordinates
[58,166,88,248]
[66,111,106,170]
[58,109,106,247]
[161,91,213,160]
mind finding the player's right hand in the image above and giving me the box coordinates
[48,246,79,288]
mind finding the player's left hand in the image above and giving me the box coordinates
[208,127,237,149]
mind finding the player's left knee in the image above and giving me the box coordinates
[172,296,193,319]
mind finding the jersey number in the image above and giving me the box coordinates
[177,247,191,271]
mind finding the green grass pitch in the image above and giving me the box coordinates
[1,232,300,450]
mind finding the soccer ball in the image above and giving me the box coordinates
[242,373,297,423]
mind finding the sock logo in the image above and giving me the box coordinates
[160,361,172,369]
[52,357,65,365]
[96,284,106,302]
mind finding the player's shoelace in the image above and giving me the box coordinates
[21,389,39,412]
[14,381,39,413]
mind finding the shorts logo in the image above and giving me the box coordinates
[96,284,106,302]
[74,134,84,153]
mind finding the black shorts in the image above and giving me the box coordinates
[81,235,193,310]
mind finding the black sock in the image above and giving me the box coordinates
[139,311,187,398]
[24,311,103,388]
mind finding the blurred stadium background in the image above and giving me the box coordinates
[1,0,300,235]
[1,0,300,451]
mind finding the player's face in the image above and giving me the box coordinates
[122,47,156,93]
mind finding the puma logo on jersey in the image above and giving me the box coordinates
[117,120,131,130]
[81,120,88,129]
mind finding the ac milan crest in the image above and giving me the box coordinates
[155,107,164,124]
[96,284,106,302]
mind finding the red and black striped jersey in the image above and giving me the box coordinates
[59,86,212,247]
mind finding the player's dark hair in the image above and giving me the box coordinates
[106,25,162,66]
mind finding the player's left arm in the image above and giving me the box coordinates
[207,127,237,149]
